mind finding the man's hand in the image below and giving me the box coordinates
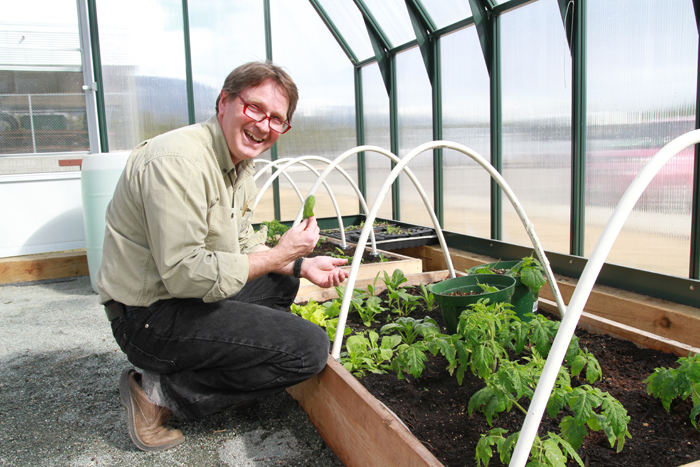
[301,256,349,288]
[275,217,320,261]
[248,217,319,280]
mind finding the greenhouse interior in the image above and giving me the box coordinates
[2,0,700,466]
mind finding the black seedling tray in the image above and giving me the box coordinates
[322,223,438,251]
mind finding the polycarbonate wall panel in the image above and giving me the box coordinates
[316,0,374,62]
[188,2,266,123]
[362,63,393,220]
[396,48,433,227]
[0,0,88,175]
[96,0,189,151]
[362,0,415,48]
[500,0,571,254]
[586,0,697,277]
[420,0,472,30]
[441,27,491,238]
[270,0,357,222]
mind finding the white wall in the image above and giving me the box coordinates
[0,172,85,258]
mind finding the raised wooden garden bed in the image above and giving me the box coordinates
[296,239,423,303]
[288,269,700,467]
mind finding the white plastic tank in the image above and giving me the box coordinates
[81,151,130,293]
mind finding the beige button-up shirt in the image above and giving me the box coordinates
[95,116,267,306]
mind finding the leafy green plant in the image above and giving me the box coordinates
[261,219,289,247]
[330,247,361,265]
[645,352,700,430]
[386,224,404,235]
[382,269,408,292]
[457,299,517,379]
[291,298,349,341]
[471,255,547,293]
[391,332,466,380]
[341,331,402,376]
[417,283,436,311]
[335,285,381,326]
[511,255,547,293]
[380,316,440,345]
[476,281,500,294]
[388,287,422,317]
[303,195,315,219]
[290,298,332,327]
[476,428,584,467]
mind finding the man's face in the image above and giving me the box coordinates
[217,78,290,166]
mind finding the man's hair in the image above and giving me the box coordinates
[215,61,299,123]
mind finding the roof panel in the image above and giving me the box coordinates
[316,0,375,62]
[419,0,472,30]
[362,0,416,49]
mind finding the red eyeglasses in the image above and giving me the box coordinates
[237,95,291,134]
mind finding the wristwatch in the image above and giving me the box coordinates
[293,258,304,279]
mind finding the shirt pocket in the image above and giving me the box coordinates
[205,204,239,253]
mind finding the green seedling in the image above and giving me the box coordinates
[303,195,316,219]
[340,331,402,376]
[645,352,700,431]
[380,316,440,345]
[261,219,289,247]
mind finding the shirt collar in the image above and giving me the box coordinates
[204,115,255,178]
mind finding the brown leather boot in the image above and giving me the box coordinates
[119,369,185,451]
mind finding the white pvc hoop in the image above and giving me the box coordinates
[253,155,372,249]
[329,141,567,359]
[509,129,700,466]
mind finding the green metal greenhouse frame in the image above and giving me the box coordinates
[83,0,700,307]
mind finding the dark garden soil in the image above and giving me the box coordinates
[266,238,388,265]
[342,286,700,467]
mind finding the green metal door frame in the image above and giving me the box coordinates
[264,0,281,221]
[354,66,367,213]
[691,0,700,279]
[87,0,108,153]
[357,0,401,220]
[182,0,196,125]
[469,0,503,240]
[406,0,444,226]
[558,0,587,257]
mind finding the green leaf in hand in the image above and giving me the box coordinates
[303,195,316,219]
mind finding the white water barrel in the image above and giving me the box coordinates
[81,151,130,293]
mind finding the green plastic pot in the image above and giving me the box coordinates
[432,274,517,335]
[467,261,540,322]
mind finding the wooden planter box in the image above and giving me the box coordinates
[288,270,700,467]
[296,242,423,303]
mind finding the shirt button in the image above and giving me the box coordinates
[145,324,149,328]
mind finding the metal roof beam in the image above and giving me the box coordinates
[308,0,358,65]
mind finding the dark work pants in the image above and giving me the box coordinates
[110,273,329,421]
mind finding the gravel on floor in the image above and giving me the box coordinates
[0,276,345,467]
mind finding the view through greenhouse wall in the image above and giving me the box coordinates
[0,0,88,175]
[96,0,189,152]
[441,26,491,239]
[362,63,393,221]
[397,48,434,227]
[189,2,266,124]
[586,0,697,277]
[270,0,357,223]
[500,0,572,256]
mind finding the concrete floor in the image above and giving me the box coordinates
[0,276,344,467]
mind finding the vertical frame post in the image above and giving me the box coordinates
[264,0,281,221]
[182,0,196,125]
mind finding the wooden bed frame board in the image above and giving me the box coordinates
[398,245,700,350]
